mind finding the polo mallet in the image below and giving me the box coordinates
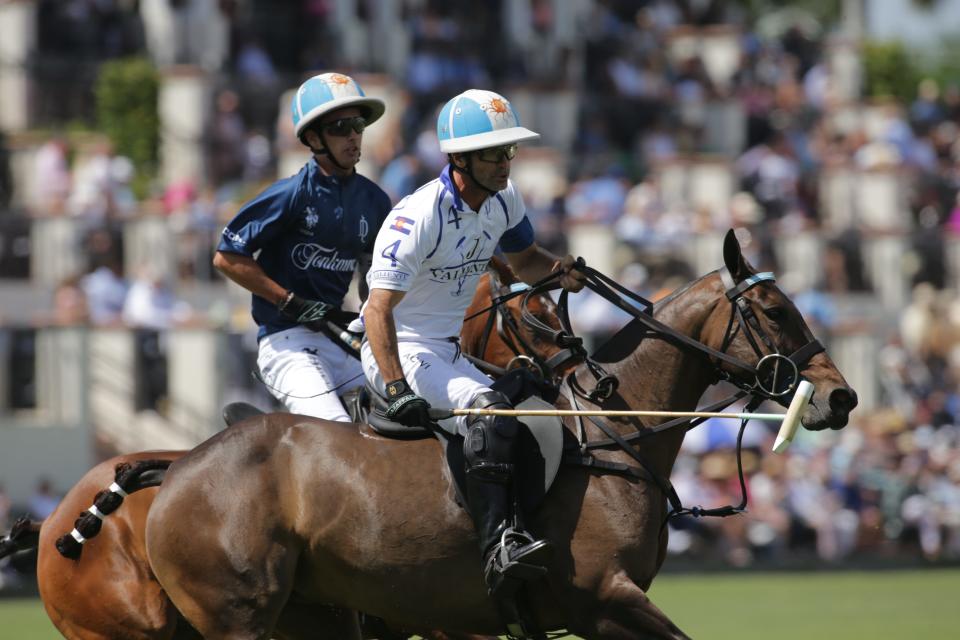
[328,321,363,352]
[428,380,815,454]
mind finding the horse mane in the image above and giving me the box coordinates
[488,255,519,285]
[650,270,718,312]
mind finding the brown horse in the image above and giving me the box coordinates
[34,450,189,639]
[11,261,566,640]
[142,231,857,639]
[461,256,583,384]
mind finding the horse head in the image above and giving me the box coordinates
[462,256,583,382]
[698,230,858,431]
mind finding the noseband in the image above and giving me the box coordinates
[716,269,824,401]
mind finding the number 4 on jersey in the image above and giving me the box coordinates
[381,239,401,267]
[447,207,462,229]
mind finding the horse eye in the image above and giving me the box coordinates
[764,307,785,324]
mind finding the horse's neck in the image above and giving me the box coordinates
[588,284,720,473]
[622,293,718,410]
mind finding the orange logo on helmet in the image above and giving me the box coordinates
[482,98,511,122]
[328,74,351,85]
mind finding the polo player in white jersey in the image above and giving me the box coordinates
[361,89,586,597]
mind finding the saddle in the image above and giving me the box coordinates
[349,370,565,515]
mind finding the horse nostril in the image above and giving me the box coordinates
[829,387,858,414]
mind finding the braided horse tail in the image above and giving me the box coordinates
[55,459,172,560]
[0,516,42,560]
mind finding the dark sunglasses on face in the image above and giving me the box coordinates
[322,116,366,137]
[474,144,518,163]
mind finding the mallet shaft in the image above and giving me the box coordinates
[430,408,786,422]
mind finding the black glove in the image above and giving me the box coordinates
[278,292,333,331]
[384,378,432,427]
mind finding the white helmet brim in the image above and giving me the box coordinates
[294,96,386,138]
[439,126,540,154]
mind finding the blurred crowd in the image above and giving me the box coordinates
[2,0,960,569]
[671,399,960,567]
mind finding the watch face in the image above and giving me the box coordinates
[387,383,400,396]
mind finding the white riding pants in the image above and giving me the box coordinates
[257,326,364,421]
[361,337,493,435]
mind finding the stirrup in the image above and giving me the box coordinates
[485,528,554,587]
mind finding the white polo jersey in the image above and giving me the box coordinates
[364,165,535,340]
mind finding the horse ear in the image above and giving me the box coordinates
[723,229,755,280]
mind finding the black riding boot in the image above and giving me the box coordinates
[464,392,554,596]
[464,470,553,595]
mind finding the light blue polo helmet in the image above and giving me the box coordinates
[436,89,539,153]
[291,73,385,139]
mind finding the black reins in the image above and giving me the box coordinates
[522,262,825,527]
[462,259,826,527]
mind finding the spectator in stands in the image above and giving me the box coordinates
[32,136,71,216]
[68,139,137,220]
[50,274,90,325]
[122,268,193,329]
[0,132,12,209]
[26,478,59,520]
[910,78,945,131]
[209,89,247,187]
[242,129,274,183]
[737,129,801,221]
[0,484,10,530]
[379,152,424,204]
[235,34,277,85]
[81,258,128,326]
[80,228,128,325]
[564,162,630,225]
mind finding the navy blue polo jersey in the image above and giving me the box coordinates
[217,158,391,339]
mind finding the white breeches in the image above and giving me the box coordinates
[257,326,364,421]
[361,337,493,435]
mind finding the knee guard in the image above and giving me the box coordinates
[464,391,518,483]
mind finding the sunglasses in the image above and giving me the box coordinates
[474,144,518,163]
[322,116,366,137]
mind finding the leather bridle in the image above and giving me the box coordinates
[539,263,826,525]
[466,268,585,383]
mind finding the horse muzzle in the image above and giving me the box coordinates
[802,383,858,431]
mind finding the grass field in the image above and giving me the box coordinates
[2,569,957,639]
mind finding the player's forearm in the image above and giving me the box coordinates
[508,245,561,285]
[213,252,288,305]
[364,290,406,383]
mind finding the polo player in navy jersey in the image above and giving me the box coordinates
[215,72,390,421]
